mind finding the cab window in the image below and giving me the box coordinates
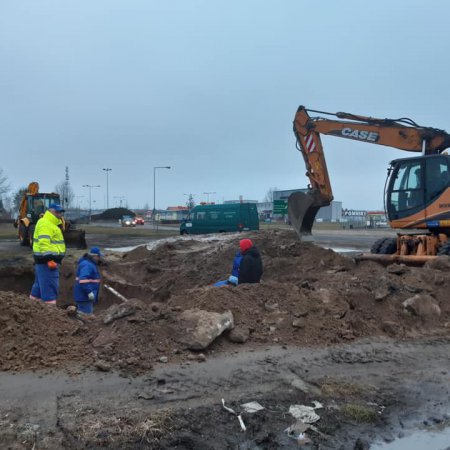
[425,158,450,203]
[388,161,423,215]
[195,211,206,221]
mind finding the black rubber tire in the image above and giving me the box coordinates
[28,225,35,248]
[371,237,397,254]
[370,238,385,254]
[437,241,450,256]
[180,230,187,236]
[378,237,397,254]
[18,223,29,246]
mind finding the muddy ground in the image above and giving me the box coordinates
[0,229,449,449]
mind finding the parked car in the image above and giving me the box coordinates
[134,216,145,225]
[121,215,136,227]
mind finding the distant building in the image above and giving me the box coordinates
[160,206,189,222]
[223,199,258,204]
[272,189,342,222]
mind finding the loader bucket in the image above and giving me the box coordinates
[63,229,87,249]
[288,191,329,238]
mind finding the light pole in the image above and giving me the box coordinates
[203,191,216,203]
[75,195,85,209]
[83,184,100,222]
[114,196,126,208]
[102,168,112,209]
[153,166,171,220]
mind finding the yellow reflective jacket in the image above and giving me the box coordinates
[32,210,66,263]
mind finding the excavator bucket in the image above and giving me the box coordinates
[63,229,87,249]
[288,191,329,238]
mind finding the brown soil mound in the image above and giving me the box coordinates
[0,292,93,371]
[1,229,449,374]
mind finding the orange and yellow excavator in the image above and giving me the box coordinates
[289,106,450,263]
[14,182,87,249]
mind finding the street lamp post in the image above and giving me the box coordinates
[102,168,112,209]
[203,191,216,203]
[75,195,85,209]
[83,184,100,222]
[153,166,171,224]
[113,196,126,208]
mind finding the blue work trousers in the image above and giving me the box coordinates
[30,263,59,303]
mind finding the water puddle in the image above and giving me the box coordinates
[372,426,450,449]
[326,246,360,253]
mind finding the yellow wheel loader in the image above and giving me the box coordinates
[14,182,87,249]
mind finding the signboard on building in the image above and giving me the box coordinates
[273,199,288,214]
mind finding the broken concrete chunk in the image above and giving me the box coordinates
[387,264,408,275]
[94,360,111,372]
[292,319,305,329]
[228,326,249,343]
[374,288,390,302]
[92,329,119,348]
[103,299,143,325]
[402,294,441,317]
[178,309,234,350]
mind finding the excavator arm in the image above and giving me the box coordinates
[289,105,450,237]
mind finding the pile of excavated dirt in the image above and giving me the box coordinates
[0,292,93,371]
[1,229,449,374]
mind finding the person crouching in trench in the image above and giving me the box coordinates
[215,238,263,286]
[73,247,104,314]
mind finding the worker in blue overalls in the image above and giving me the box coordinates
[73,247,103,314]
[214,249,242,287]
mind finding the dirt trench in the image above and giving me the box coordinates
[0,229,449,448]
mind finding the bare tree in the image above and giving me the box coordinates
[0,168,10,199]
[12,186,27,212]
[54,180,74,208]
[263,187,278,203]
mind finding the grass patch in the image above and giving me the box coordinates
[342,403,378,423]
[320,380,362,398]
[78,409,174,445]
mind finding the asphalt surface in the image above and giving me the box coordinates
[0,226,397,253]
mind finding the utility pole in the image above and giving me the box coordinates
[184,193,196,209]
[153,166,171,227]
[83,184,100,222]
[114,196,126,207]
[102,168,112,209]
[203,191,216,203]
[63,166,70,208]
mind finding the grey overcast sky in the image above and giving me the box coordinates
[1,0,449,210]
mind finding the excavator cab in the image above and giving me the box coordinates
[386,154,450,231]
[26,194,58,224]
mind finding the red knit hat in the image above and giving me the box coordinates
[239,239,253,253]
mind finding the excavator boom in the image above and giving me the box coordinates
[289,106,450,238]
